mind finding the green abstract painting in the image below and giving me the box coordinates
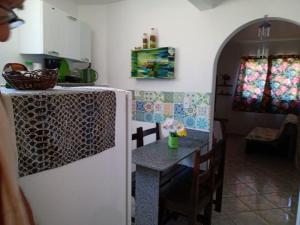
[131,47,175,79]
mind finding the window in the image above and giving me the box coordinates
[233,56,300,114]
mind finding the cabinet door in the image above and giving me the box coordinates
[43,1,65,57]
[19,0,43,54]
[64,15,80,60]
[80,22,92,62]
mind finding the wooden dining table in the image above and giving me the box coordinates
[132,129,210,225]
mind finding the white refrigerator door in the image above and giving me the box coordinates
[19,89,132,225]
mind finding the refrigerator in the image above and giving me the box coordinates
[16,87,132,225]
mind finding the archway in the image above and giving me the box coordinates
[211,17,300,115]
[212,17,300,224]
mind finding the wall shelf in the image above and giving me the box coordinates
[217,84,233,87]
[217,94,232,96]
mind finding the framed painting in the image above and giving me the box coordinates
[131,47,175,79]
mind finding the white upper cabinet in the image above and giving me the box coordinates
[64,15,81,60]
[43,1,65,57]
[19,0,91,62]
[80,21,92,63]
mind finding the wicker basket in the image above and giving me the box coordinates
[3,67,58,90]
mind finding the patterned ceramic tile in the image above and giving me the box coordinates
[135,112,145,121]
[163,92,174,103]
[132,101,136,113]
[174,92,185,103]
[136,101,145,112]
[144,102,154,113]
[144,92,155,101]
[196,117,210,130]
[184,116,196,128]
[134,90,144,100]
[132,111,136,120]
[196,92,211,106]
[164,103,174,116]
[153,113,165,123]
[144,112,154,123]
[132,90,211,131]
[154,103,164,114]
[196,106,210,117]
[153,92,164,102]
[183,93,193,108]
[184,106,197,117]
[174,114,185,124]
[174,104,184,116]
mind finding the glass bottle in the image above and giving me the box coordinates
[150,28,157,48]
[143,33,148,49]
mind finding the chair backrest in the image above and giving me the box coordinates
[214,118,228,140]
[191,147,215,205]
[214,140,226,176]
[277,114,299,139]
[132,123,160,148]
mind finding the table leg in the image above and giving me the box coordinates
[135,165,160,225]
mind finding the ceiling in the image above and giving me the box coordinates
[232,20,300,42]
[70,0,125,4]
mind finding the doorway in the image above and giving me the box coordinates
[212,18,300,225]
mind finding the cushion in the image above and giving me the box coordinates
[246,127,279,142]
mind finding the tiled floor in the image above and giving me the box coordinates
[166,135,299,225]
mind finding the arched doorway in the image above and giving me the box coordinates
[211,17,300,225]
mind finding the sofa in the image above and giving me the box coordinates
[245,114,298,159]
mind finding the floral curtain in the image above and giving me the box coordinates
[269,57,300,114]
[233,56,300,114]
[232,57,268,112]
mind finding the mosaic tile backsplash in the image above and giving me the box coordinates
[132,90,211,131]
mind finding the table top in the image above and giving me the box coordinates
[132,129,209,172]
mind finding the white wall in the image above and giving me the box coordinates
[78,0,300,138]
[78,5,108,85]
[82,0,300,94]
[104,0,216,92]
[45,0,78,16]
[215,40,300,135]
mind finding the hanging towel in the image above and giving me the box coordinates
[1,87,116,177]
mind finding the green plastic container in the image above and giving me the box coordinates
[58,59,70,82]
[168,135,179,149]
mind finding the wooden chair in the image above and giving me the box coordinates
[212,140,226,212]
[131,123,160,197]
[131,123,188,197]
[159,147,215,225]
[212,119,227,212]
[132,123,160,148]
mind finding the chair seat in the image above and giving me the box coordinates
[161,168,211,215]
[246,127,279,142]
